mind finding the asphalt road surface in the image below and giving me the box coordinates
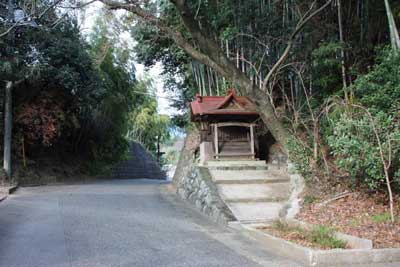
[0,180,397,267]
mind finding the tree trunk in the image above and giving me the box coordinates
[171,0,292,148]
[101,0,334,150]
[250,88,291,146]
[169,0,331,149]
[3,81,13,179]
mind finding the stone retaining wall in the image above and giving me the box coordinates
[278,161,305,219]
[173,129,235,224]
[176,166,235,224]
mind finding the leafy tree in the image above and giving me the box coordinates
[1,4,171,180]
[353,48,400,113]
[127,76,171,155]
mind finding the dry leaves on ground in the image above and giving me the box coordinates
[296,192,400,248]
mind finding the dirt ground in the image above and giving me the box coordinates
[296,191,400,248]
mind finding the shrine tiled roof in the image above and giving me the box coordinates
[190,89,258,116]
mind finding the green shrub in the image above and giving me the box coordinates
[303,195,317,205]
[311,42,343,99]
[371,212,392,223]
[353,48,400,114]
[326,111,400,190]
[271,221,346,249]
[84,160,113,176]
[308,226,346,249]
[287,137,314,182]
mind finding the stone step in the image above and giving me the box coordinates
[207,165,268,170]
[219,143,250,149]
[219,147,251,151]
[215,178,289,184]
[219,141,250,146]
[226,202,284,222]
[206,160,268,170]
[217,152,254,157]
[111,142,165,180]
[220,146,251,151]
[203,158,291,223]
[206,160,266,166]
[224,197,287,203]
[210,170,289,184]
[217,183,290,201]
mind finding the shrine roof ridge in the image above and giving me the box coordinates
[190,89,258,117]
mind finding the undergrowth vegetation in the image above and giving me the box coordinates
[288,47,400,192]
[270,220,347,249]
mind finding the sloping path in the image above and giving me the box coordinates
[112,142,165,179]
[0,179,301,267]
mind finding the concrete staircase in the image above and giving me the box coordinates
[206,160,290,223]
[112,142,166,180]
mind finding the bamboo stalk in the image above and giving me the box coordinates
[201,65,206,96]
[337,0,349,101]
[215,72,220,95]
[207,67,212,95]
[384,0,400,49]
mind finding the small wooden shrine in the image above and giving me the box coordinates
[190,89,261,163]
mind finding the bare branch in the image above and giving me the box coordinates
[262,0,332,90]
[0,0,66,38]
[37,0,64,19]
[348,103,395,223]
[101,0,293,147]
[0,22,19,38]
[100,0,235,79]
[58,0,98,10]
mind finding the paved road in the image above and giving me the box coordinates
[0,180,397,267]
[0,180,301,267]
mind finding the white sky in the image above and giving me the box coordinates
[78,2,177,116]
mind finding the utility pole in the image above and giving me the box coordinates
[156,135,160,163]
[3,0,15,179]
[3,81,12,179]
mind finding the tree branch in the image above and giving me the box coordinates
[100,0,294,147]
[100,0,233,79]
[0,22,19,38]
[0,0,66,38]
[262,0,332,90]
